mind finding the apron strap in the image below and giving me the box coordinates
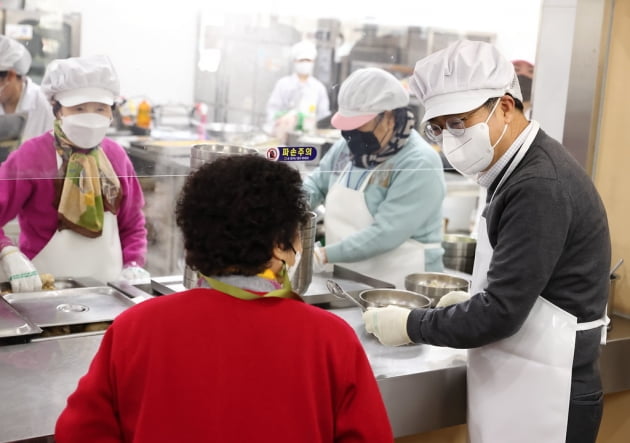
[576,316,609,331]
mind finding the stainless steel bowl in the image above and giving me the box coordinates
[359,289,431,310]
[404,272,471,307]
[442,234,477,258]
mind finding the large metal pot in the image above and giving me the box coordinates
[183,143,260,289]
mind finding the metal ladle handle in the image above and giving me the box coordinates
[326,279,366,312]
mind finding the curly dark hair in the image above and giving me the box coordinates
[176,155,309,276]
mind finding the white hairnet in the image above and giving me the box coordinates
[410,40,522,123]
[41,55,120,106]
[0,35,32,76]
[291,40,317,61]
[331,67,409,130]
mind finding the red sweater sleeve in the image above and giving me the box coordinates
[55,327,123,443]
[335,339,394,442]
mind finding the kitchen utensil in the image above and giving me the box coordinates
[404,272,471,307]
[326,280,366,312]
[359,288,432,310]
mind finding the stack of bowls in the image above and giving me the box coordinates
[404,272,471,307]
[442,234,477,274]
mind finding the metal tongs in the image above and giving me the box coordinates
[326,280,366,312]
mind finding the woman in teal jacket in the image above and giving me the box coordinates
[303,68,446,288]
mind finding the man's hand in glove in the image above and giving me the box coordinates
[362,305,413,346]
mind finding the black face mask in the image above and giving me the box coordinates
[341,129,382,166]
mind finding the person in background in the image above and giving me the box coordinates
[0,35,53,141]
[363,40,610,443]
[266,40,331,137]
[0,55,148,291]
[303,67,445,288]
[55,155,393,443]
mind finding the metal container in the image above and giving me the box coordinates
[359,288,432,310]
[184,143,260,289]
[291,211,318,295]
[442,234,476,274]
[0,297,42,345]
[442,234,477,257]
[189,143,259,172]
[404,272,471,307]
[3,287,134,327]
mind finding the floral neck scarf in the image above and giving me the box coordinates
[53,119,121,238]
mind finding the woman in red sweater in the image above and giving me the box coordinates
[55,154,393,442]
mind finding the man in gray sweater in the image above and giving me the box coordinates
[363,40,611,443]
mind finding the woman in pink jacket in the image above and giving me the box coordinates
[0,55,147,291]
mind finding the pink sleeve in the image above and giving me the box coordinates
[103,140,148,267]
[55,328,123,443]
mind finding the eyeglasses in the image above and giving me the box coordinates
[422,102,490,143]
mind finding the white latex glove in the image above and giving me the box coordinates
[312,242,331,274]
[0,246,42,292]
[362,305,413,346]
[436,291,472,308]
[119,261,151,285]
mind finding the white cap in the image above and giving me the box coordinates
[410,40,522,124]
[41,55,120,106]
[332,67,409,130]
[0,35,32,76]
[291,40,317,61]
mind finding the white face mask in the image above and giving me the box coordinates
[442,100,508,176]
[286,251,302,282]
[295,61,314,76]
[60,113,111,148]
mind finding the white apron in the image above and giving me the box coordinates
[31,212,123,284]
[467,121,608,443]
[325,162,439,288]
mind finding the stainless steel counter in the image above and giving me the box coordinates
[1,280,630,442]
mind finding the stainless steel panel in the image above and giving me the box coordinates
[3,287,134,327]
[0,297,42,342]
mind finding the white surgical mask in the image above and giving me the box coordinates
[60,113,111,148]
[295,61,314,76]
[287,251,302,282]
[442,99,508,176]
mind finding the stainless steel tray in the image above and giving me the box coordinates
[0,297,42,344]
[0,276,104,294]
[3,287,134,327]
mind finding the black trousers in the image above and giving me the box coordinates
[565,391,604,443]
